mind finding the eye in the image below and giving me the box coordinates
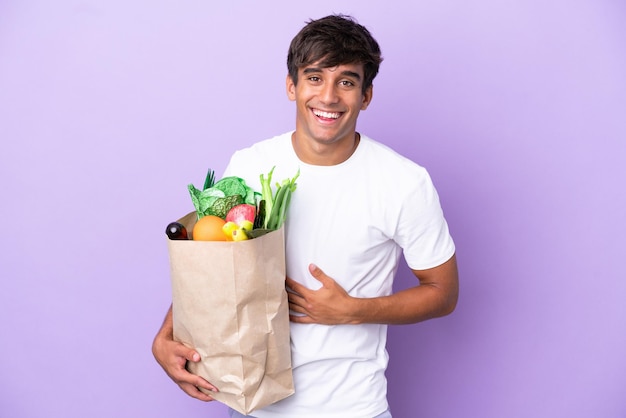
[339,80,355,87]
[308,76,321,83]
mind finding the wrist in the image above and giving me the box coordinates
[349,296,388,325]
[348,297,373,325]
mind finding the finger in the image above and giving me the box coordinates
[173,344,201,363]
[167,346,203,382]
[180,382,215,402]
[192,375,219,393]
[168,361,197,383]
[285,277,305,295]
[175,368,219,400]
[288,299,307,315]
[187,350,201,362]
[290,313,312,324]
[287,290,307,308]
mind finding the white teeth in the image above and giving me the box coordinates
[314,110,340,119]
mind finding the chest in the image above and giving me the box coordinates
[283,168,403,286]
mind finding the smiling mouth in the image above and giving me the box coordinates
[313,109,342,120]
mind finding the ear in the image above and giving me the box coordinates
[286,75,296,101]
[361,85,374,110]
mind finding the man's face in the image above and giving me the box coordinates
[286,62,373,152]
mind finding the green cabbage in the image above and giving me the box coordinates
[188,173,259,219]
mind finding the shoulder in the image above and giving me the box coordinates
[355,135,442,214]
[359,134,431,181]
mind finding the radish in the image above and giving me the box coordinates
[225,204,256,225]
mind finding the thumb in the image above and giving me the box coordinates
[308,263,331,286]
[180,346,201,362]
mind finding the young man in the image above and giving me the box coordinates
[153,14,458,418]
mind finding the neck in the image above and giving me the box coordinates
[291,131,361,166]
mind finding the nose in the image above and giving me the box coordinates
[319,82,339,105]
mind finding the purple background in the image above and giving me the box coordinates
[1,1,625,417]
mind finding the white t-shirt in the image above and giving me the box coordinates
[223,131,455,418]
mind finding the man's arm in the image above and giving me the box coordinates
[287,254,459,325]
[152,305,218,401]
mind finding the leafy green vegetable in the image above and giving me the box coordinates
[208,194,244,218]
[212,177,251,201]
[188,172,259,219]
[188,184,224,216]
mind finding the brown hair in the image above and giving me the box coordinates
[287,14,383,93]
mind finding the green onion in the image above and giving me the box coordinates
[203,168,215,190]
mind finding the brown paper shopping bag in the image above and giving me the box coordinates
[166,212,294,415]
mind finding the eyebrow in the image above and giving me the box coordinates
[302,67,362,80]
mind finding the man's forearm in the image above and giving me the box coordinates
[352,284,457,325]
[156,304,174,339]
[351,254,459,325]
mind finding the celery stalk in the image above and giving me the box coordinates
[260,166,275,229]
[266,170,299,230]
